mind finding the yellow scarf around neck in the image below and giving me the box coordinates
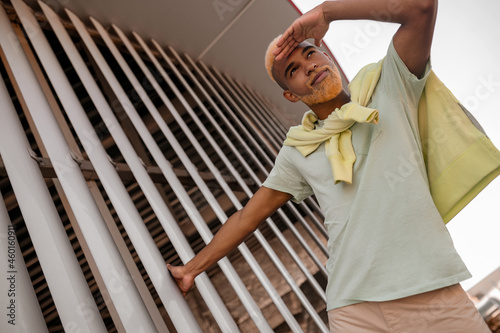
[283,62,382,184]
[284,59,500,223]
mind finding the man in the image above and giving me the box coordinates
[168,1,492,331]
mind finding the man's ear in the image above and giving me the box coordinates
[283,90,300,103]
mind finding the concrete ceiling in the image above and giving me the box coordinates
[23,0,334,125]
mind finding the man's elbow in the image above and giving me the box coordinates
[237,207,263,234]
[404,0,437,27]
[416,0,437,19]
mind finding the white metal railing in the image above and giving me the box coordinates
[10,1,196,332]
[0,0,329,331]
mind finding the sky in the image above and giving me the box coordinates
[292,0,500,290]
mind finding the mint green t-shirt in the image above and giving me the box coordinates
[263,40,471,311]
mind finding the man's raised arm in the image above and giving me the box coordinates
[167,187,292,295]
[275,0,438,77]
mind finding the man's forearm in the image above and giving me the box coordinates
[320,0,437,76]
[321,0,436,26]
[182,209,255,278]
[180,187,292,280]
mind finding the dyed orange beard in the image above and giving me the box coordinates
[298,65,343,106]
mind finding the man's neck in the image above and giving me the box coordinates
[307,90,351,120]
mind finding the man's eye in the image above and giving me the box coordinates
[290,68,296,77]
[307,51,315,58]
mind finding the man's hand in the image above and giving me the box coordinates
[274,4,329,61]
[167,264,195,297]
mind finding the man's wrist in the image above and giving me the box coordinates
[183,261,198,278]
[183,257,207,279]
[320,1,338,24]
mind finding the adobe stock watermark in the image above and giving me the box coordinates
[213,0,244,22]
[338,1,403,64]
[338,22,387,63]
[384,150,424,192]
[383,99,489,192]
[5,224,17,326]
[384,125,449,192]
[462,74,500,113]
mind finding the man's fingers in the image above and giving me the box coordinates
[275,31,289,48]
[277,23,297,46]
[274,33,293,55]
[273,44,287,60]
[280,44,293,60]
[166,263,177,277]
[167,264,194,297]
[275,40,299,61]
[167,263,184,283]
[274,28,306,60]
[274,37,294,57]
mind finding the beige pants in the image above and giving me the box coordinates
[328,284,490,332]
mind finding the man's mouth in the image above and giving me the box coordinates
[310,69,329,86]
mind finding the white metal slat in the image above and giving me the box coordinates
[253,89,293,132]
[198,60,278,165]
[226,73,288,144]
[211,65,283,152]
[251,88,294,132]
[234,79,288,138]
[2,0,335,330]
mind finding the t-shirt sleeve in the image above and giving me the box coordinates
[378,38,432,107]
[262,146,313,203]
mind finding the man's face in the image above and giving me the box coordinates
[272,42,343,106]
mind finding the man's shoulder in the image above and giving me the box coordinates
[278,144,301,158]
[276,144,314,171]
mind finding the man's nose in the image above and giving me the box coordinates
[306,63,318,76]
